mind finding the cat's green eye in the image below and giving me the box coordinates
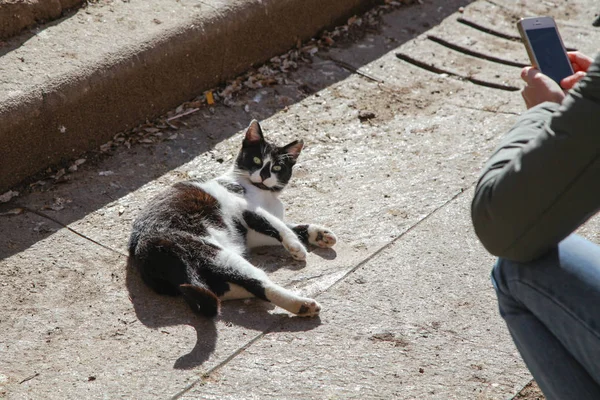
[272,165,282,172]
[253,157,262,165]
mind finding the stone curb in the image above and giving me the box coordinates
[0,0,382,192]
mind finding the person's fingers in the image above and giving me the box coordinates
[521,67,543,84]
[520,66,539,82]
[567,51,593,72]
[567,51,591,64]
[567,52,579,62]
[560,71,586,90]
[521,68,542,109]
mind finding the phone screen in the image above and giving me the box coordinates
[526,27,573,84]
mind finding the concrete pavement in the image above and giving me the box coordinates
[2,0,599,398]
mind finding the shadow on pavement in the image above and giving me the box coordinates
[125,257,218,369]
[0,4,83,58]
[126,255,323,369]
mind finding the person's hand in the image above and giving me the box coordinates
[560,51,594,90]
[521,67,565,109]
[567,51,593,72]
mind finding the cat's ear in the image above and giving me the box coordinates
[283,140,304,161]
[243,119,264,145]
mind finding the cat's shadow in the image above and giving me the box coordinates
[308,247,337,261]
[248,246,337,273]
[125,258,323,370]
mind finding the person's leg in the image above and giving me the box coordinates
[492,234,600,400]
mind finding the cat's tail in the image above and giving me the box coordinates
[131,235,221,318]
[179,283,220,317]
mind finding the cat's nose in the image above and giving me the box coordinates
[260,162,271,181]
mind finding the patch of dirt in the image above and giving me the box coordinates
[369,332,409,347]
[514,380,545,400]
[329,0,421,46]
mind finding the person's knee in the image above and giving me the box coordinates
[491,257,520,296]
[492,257,534,318]
[492,248,560,312]
[492,246,560,295]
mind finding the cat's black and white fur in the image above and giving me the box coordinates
[128,120,336,318]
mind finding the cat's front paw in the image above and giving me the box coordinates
[308,226,337,248]
[283,240,307,261]
[296,298,321,317]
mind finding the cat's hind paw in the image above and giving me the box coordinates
[284,240,308,261]
[309,226,337,248]
[296,299,321,317]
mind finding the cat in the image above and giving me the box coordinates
[128,119,337,318]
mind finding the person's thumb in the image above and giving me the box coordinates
[521,67,541,83]
[560,71,586,90]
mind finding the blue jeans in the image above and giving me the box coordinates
[492,234,600,400]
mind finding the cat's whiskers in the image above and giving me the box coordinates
[230,169,251,180]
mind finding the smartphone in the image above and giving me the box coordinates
[517,17,573,85]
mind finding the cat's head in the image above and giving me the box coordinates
[233,120,303,192]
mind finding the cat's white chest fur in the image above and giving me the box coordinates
[242,184,286,248]
[244,184,284,219]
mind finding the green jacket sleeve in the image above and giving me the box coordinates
[471,53,600,262]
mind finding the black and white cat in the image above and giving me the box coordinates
[128,120,336,318]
